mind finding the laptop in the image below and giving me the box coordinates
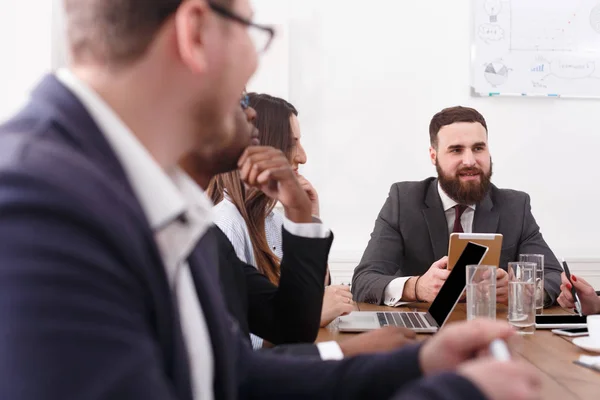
[338,242,489,333]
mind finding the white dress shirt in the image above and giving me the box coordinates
[383,183,476,306]
[57,69,216,400]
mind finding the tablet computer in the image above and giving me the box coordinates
[535,314,588,329]
[448,233,503,271]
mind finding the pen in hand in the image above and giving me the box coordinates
[489,339,511,361]
[562,258,583,317]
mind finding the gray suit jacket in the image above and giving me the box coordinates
[352,177,562,305]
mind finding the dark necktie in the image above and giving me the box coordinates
[452,205,467,233]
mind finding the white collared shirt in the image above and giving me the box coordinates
[56,69,215,400]
[382,183,477,306]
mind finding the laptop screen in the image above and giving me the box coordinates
[428,242,489,327]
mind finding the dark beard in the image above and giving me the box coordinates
[436,161,493,205]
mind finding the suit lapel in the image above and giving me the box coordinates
[422,179,450,260]
[187,232,236,400]
[473,192,499,233]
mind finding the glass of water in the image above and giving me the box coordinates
[466,265,496,320]
[508,262,536,334]
[519,254,544,314]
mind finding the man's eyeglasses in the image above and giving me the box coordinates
[160,2,275,54]
[209,2,275,54]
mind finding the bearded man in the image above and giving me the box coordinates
[352,106,562,307]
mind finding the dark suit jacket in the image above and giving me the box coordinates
[352,178,562,305]
[0,76,486,400]
[215,224,329,356]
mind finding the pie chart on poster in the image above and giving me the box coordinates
[484,63,509,86]
[592,5,600,34]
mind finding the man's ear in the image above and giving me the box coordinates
[429,146,437,166]
[175,0,210,74]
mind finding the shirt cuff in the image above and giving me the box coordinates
[383,276,413,306]
[250,334,263,350]
[316,341,344,360]
[282,216,330,238]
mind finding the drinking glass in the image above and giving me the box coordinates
[519,254,544,314]
[508,262,536,334]
[466,265,497,320]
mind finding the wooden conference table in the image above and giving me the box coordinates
[317,302,600,399]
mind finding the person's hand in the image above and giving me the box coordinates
[557,273,600,315]
[320,285,354,327]
[463,267,506,304]
[496,268,509,305]
[459,358,541,400]
[419,319,515,374]
[338,327,417,357]
[238,146,312,223]
[415,256,450,302]
[296,174,319,217]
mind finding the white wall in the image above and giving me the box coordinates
[245,1,290,99]
[25,0,600,287]
[51,0,69,70]
[248,0,600,285]
[0,1,54,122]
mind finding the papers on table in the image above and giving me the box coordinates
[574,355,600,373]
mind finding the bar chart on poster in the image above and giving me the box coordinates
[472,0,600,98]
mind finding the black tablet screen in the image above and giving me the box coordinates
[428,242,488,327]
[535,315,588,325]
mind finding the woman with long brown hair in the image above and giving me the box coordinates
[208,93,353,336]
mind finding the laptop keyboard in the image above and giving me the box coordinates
[377,312,430,329]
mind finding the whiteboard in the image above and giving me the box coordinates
[472,0,600,98]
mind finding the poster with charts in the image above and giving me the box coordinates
[472,0,600,98]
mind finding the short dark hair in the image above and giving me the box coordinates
[429,106,488,148]
[63,0,233,65]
